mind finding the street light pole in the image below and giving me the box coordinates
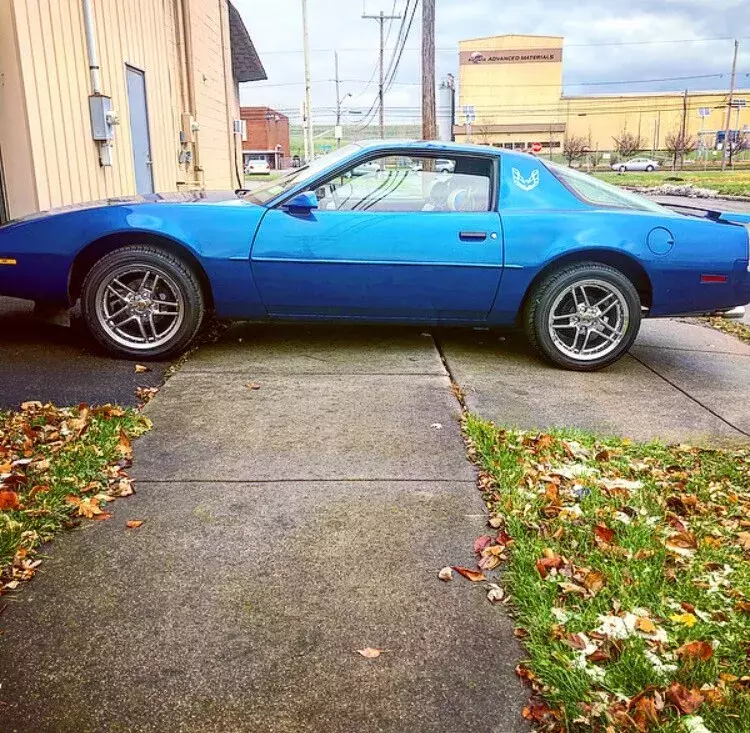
[301,0,314,160]
[334,50,351,148]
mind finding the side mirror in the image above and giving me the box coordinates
[283,191,318,213]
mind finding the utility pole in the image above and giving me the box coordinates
[301,0,314,160]
[362,6,402,139]
[722,39,739,170]
[675,88,688,170]
[421,0,436,140]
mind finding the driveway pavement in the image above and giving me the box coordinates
[0,325,527,733]
[0,297,166,410]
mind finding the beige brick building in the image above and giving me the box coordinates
[0,0,266,223]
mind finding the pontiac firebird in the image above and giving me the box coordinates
[1,140,749,371]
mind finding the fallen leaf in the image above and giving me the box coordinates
[246,383,261,390]
[488,516,504,529]
[676,641,714,661]
[670,613,698,628]
[452,566,486,582]
[478,554,501,571]
[473,535,493,554]
[738,532,750,551]
[116,430,132,460]
[430,423,443,430]
[583,570,605,595]
[0,490,20,511]
[125,520,144,529]
[438,566,453,582]
[594,524,615,545]
[635,617,656,634]
[486,584,504,603]
[134,364,151,374]
[356,647,383,659]
[666,681,704,714]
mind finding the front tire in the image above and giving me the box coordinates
[646,165,654,172]
[619,165,627,173]
[524,262,641,371]
[81,245,205,360]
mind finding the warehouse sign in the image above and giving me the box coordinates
[460,48,563,65]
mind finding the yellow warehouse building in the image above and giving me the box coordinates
[455,34,750,157]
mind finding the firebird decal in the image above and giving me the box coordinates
[512,168,540,192]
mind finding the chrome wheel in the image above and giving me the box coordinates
[94,265,185,350]
[547,279,629,362]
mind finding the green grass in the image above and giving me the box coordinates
[594,170,750,197]
[463,416,750,732]
[1,404,151,592]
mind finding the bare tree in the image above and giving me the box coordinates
[563,135,588,166]
[665,131,698,170]
[611,130,644,158]
[727,131,750,167]
[473,124,494,146]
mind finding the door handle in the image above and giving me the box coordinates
[459,231,487,242]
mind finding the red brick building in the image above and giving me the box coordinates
[240,106,290,169]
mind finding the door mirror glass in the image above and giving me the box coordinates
[284,191,318,212]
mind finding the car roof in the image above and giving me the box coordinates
[350,138,542,165]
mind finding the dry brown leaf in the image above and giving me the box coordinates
[0,490,20,511]
[676,640,714,661]
[125,520,144,529]
[666,681,703,714]
[356,647,383,659]
[246,383,261,390]
[583,570,605,595]
[116,430,133,460]
[594,524,615,545]
[134,364,151,374]
[452,566,486,582]
[473,535,493,554]
[737,532,750,551]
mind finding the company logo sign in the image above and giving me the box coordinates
[460,48,562,65]
[512,168,540,192]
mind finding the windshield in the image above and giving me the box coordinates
[544,161,671,214]
[240,144,362,205]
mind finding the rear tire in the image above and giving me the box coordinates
[524,262,641,371]
[646,165,654,172]
[619,165,627,173]
[81,245,205,360]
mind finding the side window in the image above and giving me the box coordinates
[314,155,492,213]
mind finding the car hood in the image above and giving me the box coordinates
[1,190,247,228]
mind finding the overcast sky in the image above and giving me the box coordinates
[232,0,750,126]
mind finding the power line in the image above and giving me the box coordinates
[254,36,750,55]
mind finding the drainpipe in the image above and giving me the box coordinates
[81,0,102,94]
[180,0,202,183]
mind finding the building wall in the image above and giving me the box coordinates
[456,34,750,155]
[0,0,37,218]
[241,107,290,157]
[0,0,245,220]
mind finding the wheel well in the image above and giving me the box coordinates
[68,232,214,309]
[520,249,653,320]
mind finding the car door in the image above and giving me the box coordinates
[250,151,503,322]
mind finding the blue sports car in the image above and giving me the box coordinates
[1,140,749,370]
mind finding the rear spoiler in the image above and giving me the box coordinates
[659,201,750,225]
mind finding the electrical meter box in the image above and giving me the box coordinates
[89,95,115,141]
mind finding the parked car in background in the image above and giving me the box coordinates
[245,158,271,175]
[1,140,748,371]
[612,157,660,173]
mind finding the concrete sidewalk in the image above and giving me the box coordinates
[439,318,750,447]
[0,326,527,733]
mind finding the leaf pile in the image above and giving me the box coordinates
[464,415,750,733]
[1,402,150,594]
[700,317,750,346]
